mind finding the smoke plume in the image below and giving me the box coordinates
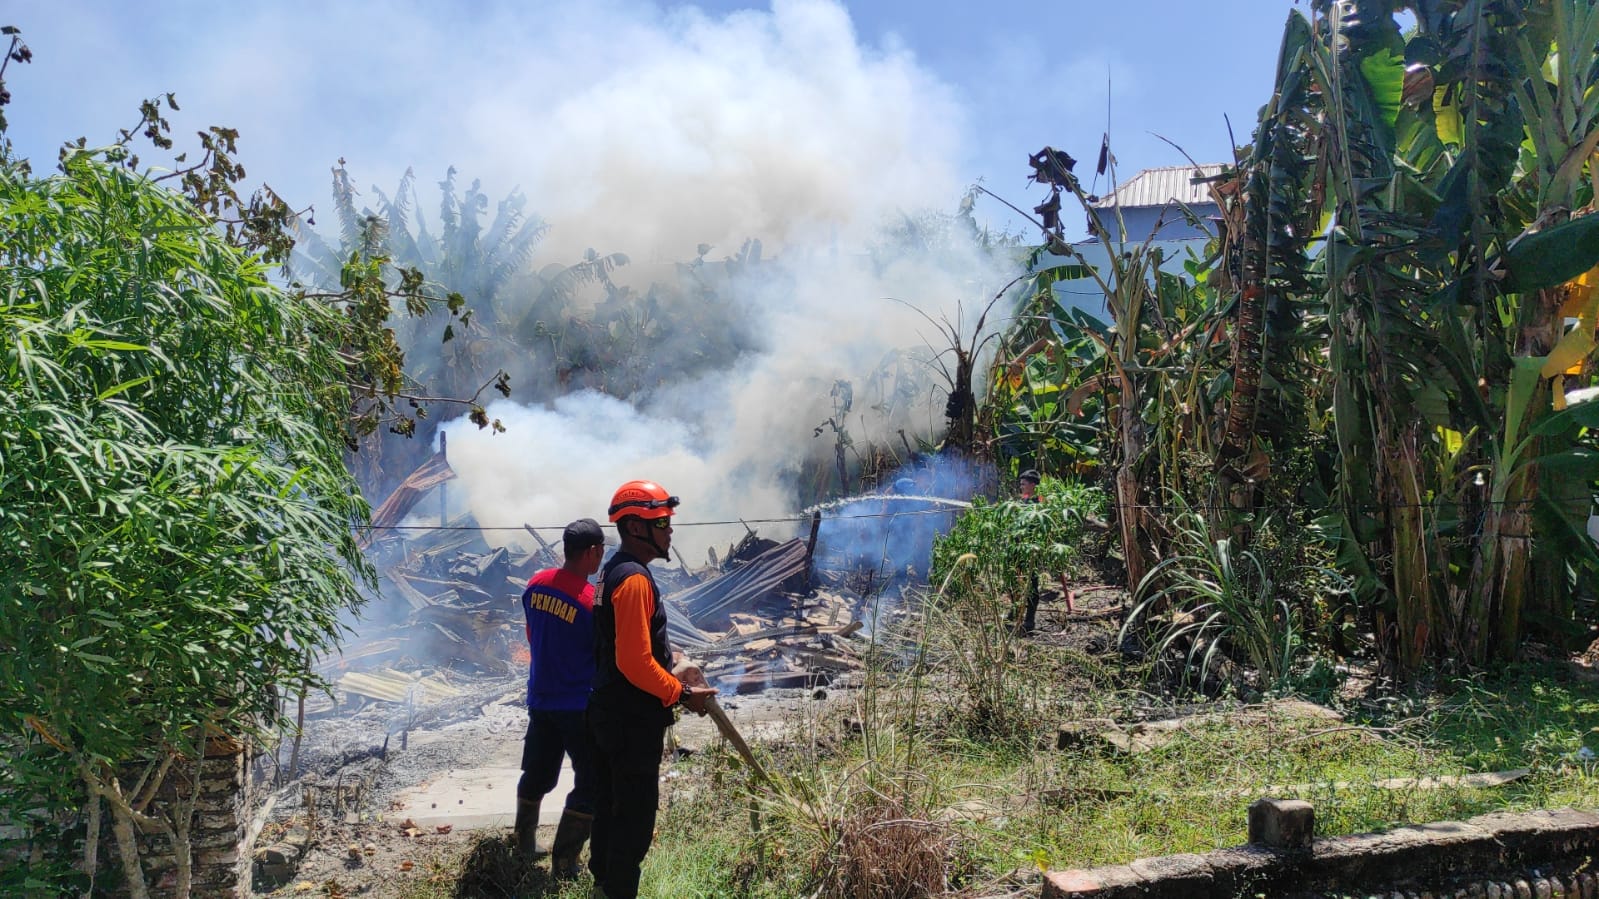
[417,0,1020,561]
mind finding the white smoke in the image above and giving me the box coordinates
[438,391,773,559]
[440,242,1015,559]
[426,0,1018,557]
[486,0,968,261]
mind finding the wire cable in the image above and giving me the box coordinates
[353,494,1596,533]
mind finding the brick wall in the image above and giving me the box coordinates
[103,740,253,899]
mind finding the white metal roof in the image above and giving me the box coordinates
[1092,164,1225,209]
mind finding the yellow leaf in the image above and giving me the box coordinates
[1434,87,1463,145]
[1560,265,1599,318]
[1541,263,1599,379]
[24,715,70,753]
[1439,427,1464,455]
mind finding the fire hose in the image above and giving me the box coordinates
[703,695,771,786]
[701,694,772,836]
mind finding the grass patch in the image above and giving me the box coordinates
[650,661,1596,895]
[397,657,1598,897]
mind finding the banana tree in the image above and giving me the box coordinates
[991,164,1230,589]
[1310,0,1599,667]
[1213,10,1327,514]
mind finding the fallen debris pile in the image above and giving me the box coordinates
[315,454,884,723]
[673,538,810,629]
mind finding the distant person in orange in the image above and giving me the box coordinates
[515,518,605,876]
[586,480,714,899]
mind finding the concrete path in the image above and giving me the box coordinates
[389,731,575,830]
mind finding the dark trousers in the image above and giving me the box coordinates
[518,708,595,815]
[587,702,667,899]
[1023,572,1041,634]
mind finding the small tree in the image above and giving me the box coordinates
[0,31,373,896]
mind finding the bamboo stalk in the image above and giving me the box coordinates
[288,686,306,782]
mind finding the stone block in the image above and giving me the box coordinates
[1248,798,1314,850]
[192,827,242,850]
[1127,852,1214,897]
[1468,810,1599,866]
[254,861,295,884]
[195,848,241,868]
[1306,820,1490,886]
[1056,719,1120,751]
[1041,864,1141,897]
[1202,844,1283,896]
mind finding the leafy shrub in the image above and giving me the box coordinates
[928,478,1106,740]
[0,143,369,893]
[930,477,1105,594]
[1120,504,1335,694]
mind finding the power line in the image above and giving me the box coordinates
[353,495,1596,533]
[356,507,966,533]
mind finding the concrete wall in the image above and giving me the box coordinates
[1086,203,1217,243]
[1034,240,1212,322]
[1043,806,1599,899]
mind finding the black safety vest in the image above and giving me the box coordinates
[590,550,675,723]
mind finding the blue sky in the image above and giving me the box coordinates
[4,0,1306,252]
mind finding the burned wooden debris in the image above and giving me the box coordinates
[316,456,881,717]
[673,538,809,629]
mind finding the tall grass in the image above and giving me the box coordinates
[1121,504,1317,693]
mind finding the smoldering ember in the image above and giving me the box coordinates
[4,3,1599,899]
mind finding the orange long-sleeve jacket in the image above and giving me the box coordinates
[609,573,682,707]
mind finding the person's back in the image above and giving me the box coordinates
[587,480,715,899]
[524,564,595,711]
[515,518,605,876]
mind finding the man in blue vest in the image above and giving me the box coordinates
[587,480,715,899]
[516,518,605,877]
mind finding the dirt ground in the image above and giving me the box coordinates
[250,585,1119,898]
[251,677,840,898]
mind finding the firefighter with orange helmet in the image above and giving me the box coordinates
[586,480,714,899]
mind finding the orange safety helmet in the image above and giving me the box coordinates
[607,480,680,522]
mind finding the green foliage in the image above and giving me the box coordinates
[985,1,1599,674]
[1121,504,1320,694]
[0,142,369,890]
[493,671,1597,897]
[288,165,509,463]
[1296,0,1599,666]
[929,479,1106,740]
[931,478,1104,593]
[1429,663,1599,776]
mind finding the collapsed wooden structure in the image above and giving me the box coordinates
[321,454,877,712]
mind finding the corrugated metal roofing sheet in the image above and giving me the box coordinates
[1093,164,1226,209]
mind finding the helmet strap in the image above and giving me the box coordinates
[646,523,670,560]
[621,517,670,561]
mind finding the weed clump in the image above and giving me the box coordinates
[815,799,955,899]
